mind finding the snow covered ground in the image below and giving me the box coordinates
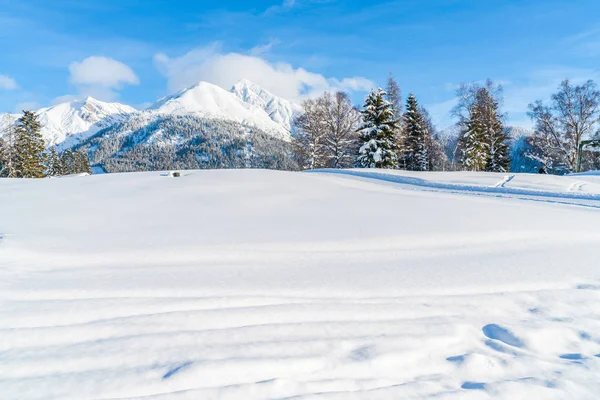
[1,169,600,399]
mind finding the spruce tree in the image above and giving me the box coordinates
[356,88,399,168]
[74,150,92,174]
[404,94,430,171]
[46,146,63,177]
[460,104,488,171]
[14,111,46,178]
[60,149,75,175]
[483,96,510,172]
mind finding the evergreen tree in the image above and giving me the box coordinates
[0,115,18,178]
[460,104,488,171]
[14,111,46,178]
[482,95,510,172]
[60,149,76,174]
[74,150,92,174]
[46,146,63,177]
[356,88,399,168]
[404,94,430,171]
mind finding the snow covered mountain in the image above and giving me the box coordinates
[2,80,298,151]
[230,79,301,132]
[36,97,137,150]
[148,81,290,139]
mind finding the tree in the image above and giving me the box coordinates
[0,114,18,177]
[386,74,406,168]
[460,103,488,171]
[356,88,400,168]
[46,146,63,177]
[454,80,510,172]
[60,149,76,174]
[321,92,360,168]
[292,97,327,170]
[404,94,429,171]
[481,93,510,172]
[14,110,46,178]
[420,107,448,171]
[528,79,600,173]
[74,150,91,174]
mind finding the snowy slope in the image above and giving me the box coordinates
[231,79,302,132]
[148,81,290,139]
[35,97,137,150]
[1,170,600,399]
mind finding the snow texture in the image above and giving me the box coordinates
[1,169,600,399]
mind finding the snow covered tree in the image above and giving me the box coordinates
[356,88,399,168]
[292,97,328,170]
[421,107,448,171]
[528,79,600,173]
[14,110,46,178]
[404,94,429,171]
[46,146,63,177]
[481,93,510,172]
[321,92,360,168]
[460,103,488,171]
[455,80,510,172]
[385,74,407,168]
[0,114,18,178]
[293,92,360,170]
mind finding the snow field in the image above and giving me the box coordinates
[1,169,600,399]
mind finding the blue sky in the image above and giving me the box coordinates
[1,0,600,128]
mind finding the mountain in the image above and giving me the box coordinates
[36,97,137,150]
[230,79,301,133]
[148,81,290,139]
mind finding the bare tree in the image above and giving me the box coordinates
[0,114,18,177]
[292,92,360,170]
[528,79,600,173]
[322,92,360,168]
[292,97,328,170]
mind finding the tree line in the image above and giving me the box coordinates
[0,111,91,178]
[291,76,600,174]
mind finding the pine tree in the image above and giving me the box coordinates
[14,111,46,178]
[404,94,430,171]
[482,96,510,172]
[46,146,63,177]
[60,149,76,174]
[74,150,92,174]
[356,88,399,168]
[460,104,488,171]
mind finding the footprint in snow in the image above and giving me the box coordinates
[462,381,486,390]
[162,361,193,380]
[482,324,524,348]
[559,353,585,361]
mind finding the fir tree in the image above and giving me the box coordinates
[46,146,63,177]
[482,95,510,172]
[356,88,399,168]
[0,116,18,178]
[404,94,430,171]
[14,111,46,178]
[60,149,76,174]
[460,104,488,171]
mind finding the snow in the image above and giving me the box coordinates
[1,169,600,399]
[148,81,291,139]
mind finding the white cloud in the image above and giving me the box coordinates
[68,56,139,100]
[0,75,18,90]
[14,101,40,112]
[50,94,80,105]
[153,44,373,102]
